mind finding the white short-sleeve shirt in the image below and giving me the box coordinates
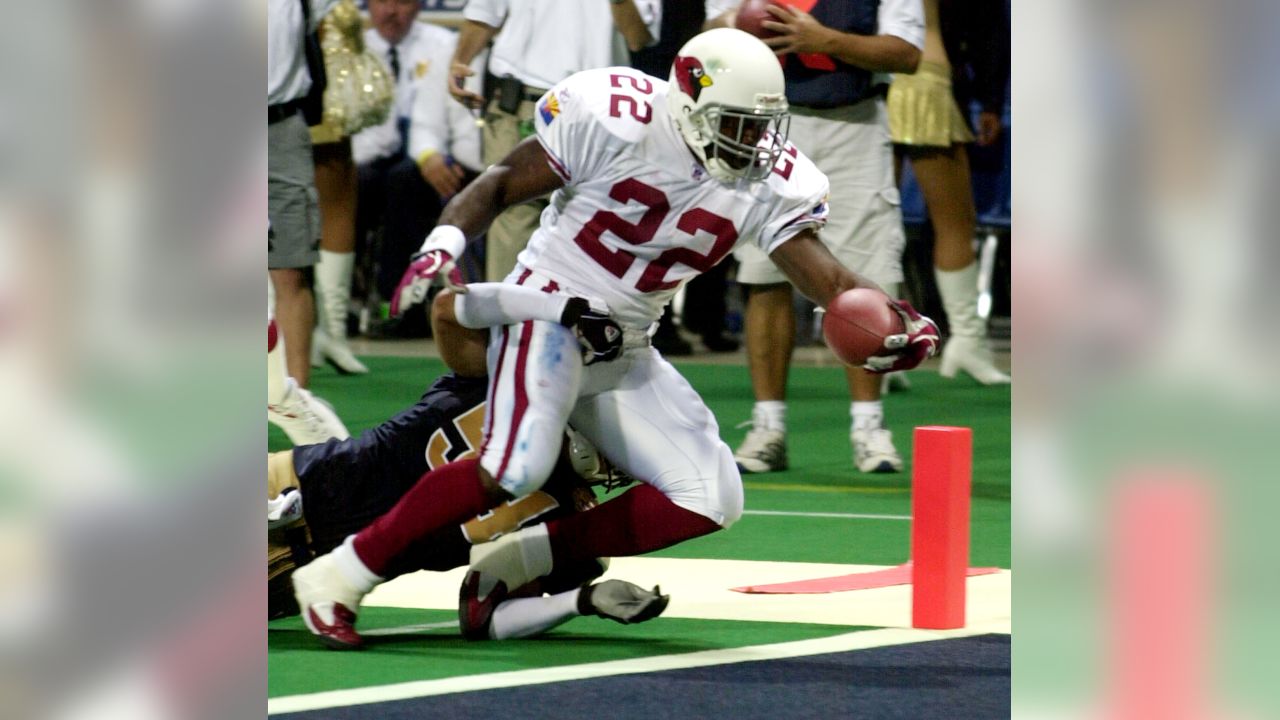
[267,0,339,105]
[465,0,662,91]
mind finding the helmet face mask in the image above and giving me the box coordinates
[696,104,790,183]
[667,29,791,185]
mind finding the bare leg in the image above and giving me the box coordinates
[910,144,977,271]
[735,283,794,472]
[269,267,314,387]
[314,140,358,254]
[744,283,794,401]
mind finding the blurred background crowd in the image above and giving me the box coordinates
[266,0,1010,378]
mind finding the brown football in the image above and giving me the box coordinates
[822,288,906,366]
[734,0,782,39]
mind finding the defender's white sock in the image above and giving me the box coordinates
[489,587,582,640]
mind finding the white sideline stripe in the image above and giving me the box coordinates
[267,623,1006,715]
[359,621,458,637]
[742,509,911,520]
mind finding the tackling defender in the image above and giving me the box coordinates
[293,28,939,648]
[271,289,667,642]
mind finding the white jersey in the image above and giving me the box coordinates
[517,67,830,330]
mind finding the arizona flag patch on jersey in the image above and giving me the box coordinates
[538,93,561,124]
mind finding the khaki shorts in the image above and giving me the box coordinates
[736,98,905,288]
[268,113,321,269]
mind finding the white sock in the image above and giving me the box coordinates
[333,535,383,593]
[454,283,570,329]
[753,401,787,432]
[267,317,288,405]
[851,401,884,433]
[489,587,582,640]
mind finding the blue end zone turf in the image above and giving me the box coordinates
[278,634,1010,719]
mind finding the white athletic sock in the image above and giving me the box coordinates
[851,401,884,433]
[453,283,570,329]
[333,535,383,593]
[753,401,787,432]
[489,587,582,640]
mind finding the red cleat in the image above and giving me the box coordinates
[458,569,508,641]
[292,553,368,650]
[303,602,364,650]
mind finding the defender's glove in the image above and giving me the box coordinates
[579,580,670,625]
[560,297,623,366]
[863,300,940,373]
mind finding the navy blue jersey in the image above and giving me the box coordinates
[292,373,489,555]
[269,373,599,620]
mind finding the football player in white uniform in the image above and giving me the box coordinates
[292,28,939,648]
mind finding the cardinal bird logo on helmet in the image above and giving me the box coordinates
[674,55,713,102]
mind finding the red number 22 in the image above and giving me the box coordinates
[574,179,738,292]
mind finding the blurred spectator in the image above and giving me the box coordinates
[269,0,338,387]
[888,0,1010,384]
[446,0,662,281]
[309,0,394,374]
[351,0,450,331]
[707,0,923,475]
[385,23,488,298]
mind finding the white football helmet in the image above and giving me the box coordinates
[667,28,790,184]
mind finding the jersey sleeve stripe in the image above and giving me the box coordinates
[537,138,572,182]
[765,213,825,255]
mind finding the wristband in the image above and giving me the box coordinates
[418,225,467,258]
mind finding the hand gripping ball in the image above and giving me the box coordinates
[821,288,906,367]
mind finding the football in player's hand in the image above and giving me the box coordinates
[822,288,906,367]
[734,0,782,39]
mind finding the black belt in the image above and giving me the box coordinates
[487,73,550,105]
[268,99,304,125]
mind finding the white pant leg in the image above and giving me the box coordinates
[481,319,583,497]
[569,347,744,528]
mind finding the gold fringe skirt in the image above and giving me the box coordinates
[887,61,974,147]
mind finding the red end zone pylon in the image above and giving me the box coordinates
[911,426,973,629]
[730,424,998,601]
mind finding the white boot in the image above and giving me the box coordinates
[935,262,1010,384]
[313,250,368,375]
